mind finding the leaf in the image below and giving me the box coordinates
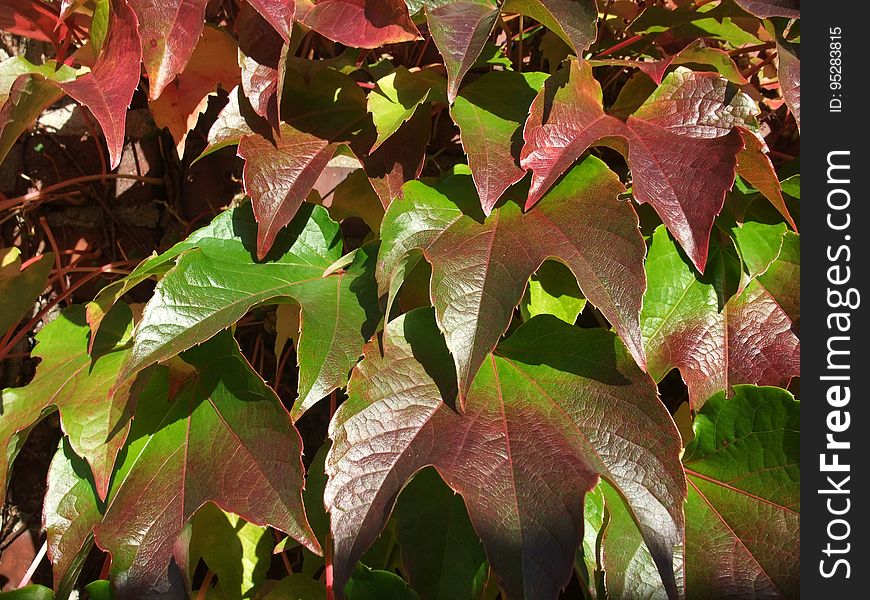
[1,304,142,500]
[0,57,81,167]
[326,309,685,600]
[236,3,285,128]
[114,204,380,418]
[394,468,488,600]
[301,0,421,48]
[129,0,208,100]
[502,0,598,55]
[0,0,69,46]
[641,225,799,409]
[197,85,271,162]
[367,67,445,151]
[95,332,320,599]
[0,586,55,600]
[451,70,548,214]
[520,259,586,324]
[56,0,142,169]
[425,0,500,103]
[89,0,112,57]
[0,248,52,333]
[149,26,240,156]
[682,385,799,599]
[775,26,800,130]
[187,503,273,598]
[758,231,799,324]
[259,575,326,600]
[735,130,796,230]
[319,167,386,234]
[732,0,799,18]
[238,124,336,259]
[43,440,102,600]
[521,61,754,272]
[378,156,647,401]
[345,565,420,600]
[248,0,297,42]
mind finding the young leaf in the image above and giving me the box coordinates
[149,26,240,156]
[450,70,549,214]
[44,440,102,600]
[0,248,52,333]
[378,158,646,401]
[96,332,320,599]
[394,468,488,600]
[115,204,380,418]
[1,304,141,500]
[682,385,799,598]
[641,226,799,409]
[129,0,208,100]
[326,310,685,600]
[301,0,421,48]
[521,61,755,271]
[248,0,297,42]
[425,0,500,103]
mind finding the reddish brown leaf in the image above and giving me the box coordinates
[301,0,421,48]
[248,0,296,42]
[129,0,209,100]
[56,0,142,169]
[238,125,336,259]
[0,0,70,46]
[149,26,240,157]
[236,4,285,128]
[733,0,799,18]
[736,129,797,230]
[776,32,800,130]
[521,61,752,272]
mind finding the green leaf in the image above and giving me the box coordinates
[368,67,445,150]
[95,332,319,598]
[0,586,54,600]
[187,503,273,598]
[502,0,598,55]
[0,247,52,333]
[345,565,419,600]
[82,581,113,600]
[44,440,101,600]
[1,303,141,500]
[259,575,326,600]
[112,203,380,418]
[378,156,646,401]
[394,468,488,600]
[520,260,586,324]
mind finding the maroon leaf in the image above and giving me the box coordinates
[733,0,799,18]
[361,105,430,208]
[302,0,421,48]
[129,0,209,100]
[426,0,501,103]
[238,125,336,259]
[521,61,752,272]
[248,0,296,42]
[56,0,141,170]
[0,0,70,47]
[237,3,285,128]
[326,310,685,600]
[736,129,797,230]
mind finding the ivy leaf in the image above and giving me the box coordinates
[149,26,240,157]
[248,0,296,42]
[502,0,598,56]
[44,440,102,600]
[197,85,271,162]
[394,468,488,600]
[367,67,444,151]
[520,260,586,324]
[0,248,52,333]
[683,385,799,598]
[732,0,799,18]
[758,231,799,324]
[54,0,142,169]
[236,3,284,128]
[1,304,142,500]
[129,0,208,100]
[425,0,500,103]
[774,25,800,130]
[326,309,685,600]
[0,0,71,46]
[378,157,647,401]
[521,61,754,272]
[345,565,420,600]
[115,204,380,419]
[451,70,548,214]
[301,0,421,48]
[95,332,320,599]
[641,226,799,409]
[238,125,336,259]
[0,585,55,599]
[260,575,326,600]
[735,131,797,230]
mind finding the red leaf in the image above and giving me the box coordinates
[776,33,800,130]
[0,0,68,47]
[521,61,751,272]
[236,4,285,128]
[129,0,209,100]
[56,0,142,169]
[149,26,240,157]
[302,0,421,48]
[248,0,296,42]
[238,125,336,260]
[735,129,797,230]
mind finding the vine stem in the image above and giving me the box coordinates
[195,571,215,600]
[326,389,338,600]
[0,174,164,213]
[16,540,47,589]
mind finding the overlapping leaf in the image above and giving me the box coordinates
[302,0,421,48]
[326,309,685,599]
[114,203,380,418]
[378,157,647,400]
[0,247,52,333]
[96,332,320,599]
[521,61,758,271]
[641,226,799,409]
[248,0,297,42]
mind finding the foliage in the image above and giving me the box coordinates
[0,1,800,599]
